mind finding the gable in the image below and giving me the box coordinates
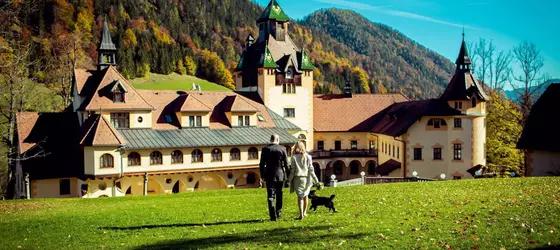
[79,66,154,111]
[81,115,126,146]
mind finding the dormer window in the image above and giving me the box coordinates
[237,115,251,127]
[286,68,294,79]
[111,80,128,103]
[114,88,124,103]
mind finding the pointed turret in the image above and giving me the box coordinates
[257,0,290,23]
[440,33,488,104]
[97,16,117,71]
[300,48,314,71]
[455,31,472,72]
[258,44,278,68]
[257,0,289,41]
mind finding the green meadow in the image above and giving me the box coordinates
[1,178,559,249]
[129,73,232,91]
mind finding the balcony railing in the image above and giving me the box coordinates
[309,149,378,159]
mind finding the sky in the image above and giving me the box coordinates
[254,0,560,89]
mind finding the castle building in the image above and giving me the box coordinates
[311,34,488,181]
[15,0,488,198]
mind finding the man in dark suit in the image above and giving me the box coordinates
[259,134,288,221]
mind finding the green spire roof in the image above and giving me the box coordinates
[257,0,290,23]
[300,48,314,70]
[259,45,278,68]
[235,53,245,72]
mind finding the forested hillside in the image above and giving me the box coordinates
[302,9,455,98]
[2,0,456,103]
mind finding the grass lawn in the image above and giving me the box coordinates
[1,178,560,249]
[129,73,232,91]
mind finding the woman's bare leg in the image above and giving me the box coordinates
[297,197,304,219]
[303,196,309,217]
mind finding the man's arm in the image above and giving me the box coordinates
[281,147,288,170]
[259,147,268,176]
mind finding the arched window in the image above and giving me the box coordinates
[334,161,344,175]
[211,148,222,162]
[350,161,360,175]
[230,148,241,161]
[128,152,141,166]
[192,149,203,163]
[427,118,447,129]
[248,147,259,160]
[100,154,114,168]
[367,162,376,175]
[171,150,183,164]
[150,151,162,165]
[247,173,257,184]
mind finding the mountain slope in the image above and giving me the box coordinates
[504,79,560,101]
[301,9,455,99]
[7,0,455,100]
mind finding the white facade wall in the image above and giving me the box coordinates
[406,116,475,179]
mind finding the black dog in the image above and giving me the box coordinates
[309,190,336,212]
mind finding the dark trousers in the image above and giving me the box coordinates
[266,181,284,220]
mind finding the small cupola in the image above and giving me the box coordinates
[97,16,117,71]
[256,0,290,41]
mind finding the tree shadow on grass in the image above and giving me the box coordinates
[133,225,369,249]
[532,246,560,250]
[100,219,265,231]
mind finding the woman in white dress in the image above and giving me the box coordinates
[288,141,319,220]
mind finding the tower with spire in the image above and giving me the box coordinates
[440,32,488,112]
[440,32,489,168]
[97,16,117,71]
[234,0,315,150]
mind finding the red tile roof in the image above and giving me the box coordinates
[223,95,259,112]
[78,66,154,111]
[81,115,126,146]
[137,90,279,130]
[367,99,462,136]
[73,68,94,95]
[16,112,41,153]
[180,94,212,112]
[313,94,409,132]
